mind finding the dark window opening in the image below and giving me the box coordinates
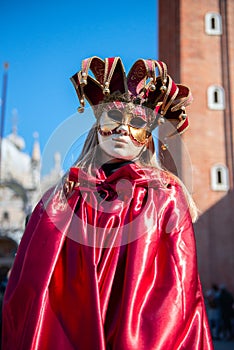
[211,17,216,29]
[217,169,222,184]
[214,90,219,103]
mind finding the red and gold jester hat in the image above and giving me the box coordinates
[70,56,193,137]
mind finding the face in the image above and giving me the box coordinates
[97,108,150,163]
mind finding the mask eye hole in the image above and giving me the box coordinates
[107,109,123,123]
[129,116,147,129]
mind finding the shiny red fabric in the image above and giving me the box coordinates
[2,163,213,349]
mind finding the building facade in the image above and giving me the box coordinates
[158,0,234,292]
[0,130,62,282]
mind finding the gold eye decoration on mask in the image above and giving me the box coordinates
[129,127,149,144]
[98,109,151,144]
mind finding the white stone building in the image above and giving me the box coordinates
[0,129,62,280]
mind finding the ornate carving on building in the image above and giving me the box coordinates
[0,129,62,276]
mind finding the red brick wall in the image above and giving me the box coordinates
[158,0,234,293]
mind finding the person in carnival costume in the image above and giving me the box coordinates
[2,57,213,349]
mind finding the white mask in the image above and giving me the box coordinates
[97,111,146,163]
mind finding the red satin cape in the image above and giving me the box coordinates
[2,163,213,349]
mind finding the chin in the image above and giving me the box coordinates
[113,153,133,160]
[106,154,133,163]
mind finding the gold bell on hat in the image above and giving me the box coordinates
[160,78,167,92]
[77,99,85,113]
[149,77,156,91]
[160,84,167,92]
[161,143,168,151]
[77,106,84,113]
[180,107,187,120]
[161,138,168,151]
[103,82,110,95]
[81,72,87,85]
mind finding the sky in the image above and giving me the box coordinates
[0,0,158,173]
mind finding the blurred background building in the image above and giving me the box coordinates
[159,0,234,293]
[0,123,62,281]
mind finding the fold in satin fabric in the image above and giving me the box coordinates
[2,163,213,350]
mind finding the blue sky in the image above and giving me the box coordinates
[0,0,158,172]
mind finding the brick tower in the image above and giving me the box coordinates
[158,0,234,293]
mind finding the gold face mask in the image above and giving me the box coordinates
[98,109,151,144]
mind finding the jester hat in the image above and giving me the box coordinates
[70,56,192,136]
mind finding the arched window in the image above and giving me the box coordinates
[205,13,222,35]
[207,85,225,110]
[210,164,229,191]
